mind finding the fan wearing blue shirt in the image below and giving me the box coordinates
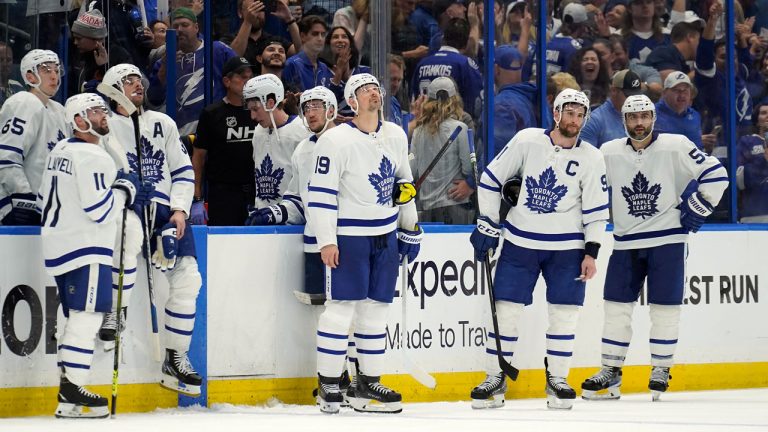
[282,15,333,91]
[492,44,536,158]
[654,72,703,149]
[580,69,644,148]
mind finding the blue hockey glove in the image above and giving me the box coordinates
[397,225,423,263]
[111,170,140,206]
[190,199,207,225]
[151,222,178,271]
[679,191,713,233]
[132,179,154,211]
[2,195,41,225]
[245,204,287,225]
[502,177,522,207]
[470,216,501,260]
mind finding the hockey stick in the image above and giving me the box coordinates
[137,0,149,29]
[98,83,163,363]
[111,205,129,418]
[413,125,462,190]
[400,256,437,389]
[467,130,520,381]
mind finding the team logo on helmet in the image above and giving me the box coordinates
[524,167,568,214]
[128,137,166,185]
[621,171,661,219]
[254,154,284,202]
[368,156,395,206]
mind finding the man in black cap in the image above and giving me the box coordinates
[190,56,258,226]
[580,69,644,148]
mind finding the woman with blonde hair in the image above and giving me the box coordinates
[410,77,475,224]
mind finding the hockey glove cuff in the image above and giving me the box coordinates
[3,195,41,226]
[190,200,207,225]
[502,177,522,207]
[112,170,139,206]
[393,179,417,206]
[151,222,178,271]
[470,216,501,261]
[397,225,423,263]
[680,192,713,233]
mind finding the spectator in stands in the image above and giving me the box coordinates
[746,47,768,105]
[410,77,474,224]
[282,15,333,91]
[738,104,768,167]
[324,26,370,106]
[147,7,236,135]
[644,21,702,83]
[542,72,581,129]
[605,2,627,30]
[568,46,611,109]
[619,0,670,63]
[580,69,644,147]
[411,17,482,120]
[389,54,425,134]
[409,0,439,47]
[493,44,536,158]
[69,5,132,95]
[303,0,350,24]
[255,36,289,77]
[500,1,535,81]
[0,42,23,107]
[331,0,368,52]
[231,0,301,64]
[609,34,663,99]
[547,3,589,75]
[429,0,468,53]
[392,0,429,82]
[737,137,768,223]
[147,19,168,69]
[654,71,703,149]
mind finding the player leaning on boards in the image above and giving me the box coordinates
[99,63,204,397]
[40,94,151,418]
[308,73,422,414]
[581,95,728,402]
[470,88,610,410]
[0,49,67,226]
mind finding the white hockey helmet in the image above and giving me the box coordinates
[243,74,284,112]
[621,94,656,141]
[102,63,144,94]
[553,88,591,122]
[344,73,382,114]
[65,93,110,137]
[20,49,61,89]
[299,86,338,133]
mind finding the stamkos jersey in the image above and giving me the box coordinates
[252,115,311,208]
[308,121,419,249]
[39,138,122,276]
[281,134,320,252]
[108,111,195,215]
[0,92,68,220]
[479,128,610,251]
[601,133,729,250]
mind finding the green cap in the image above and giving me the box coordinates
[171,7,197,23]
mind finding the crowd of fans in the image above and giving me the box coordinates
[1,0,767,225]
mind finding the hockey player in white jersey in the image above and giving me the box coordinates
[309,73,422,414]
[581,95,728,402]
[244,74,311,209]
[99,63,204,397]
[40,93,151,418]
[0,49,68,225]
[470,88,610,410]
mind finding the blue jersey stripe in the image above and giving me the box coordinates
[45,247,112,268]
[84,190,114,213]
[614,227,687,242]
[59,361,91,370]
[172,178,195,184]
[338,213,398,227]
[317,347,347,356]
[546,334,575,340]
[0,160,23,167]
[356,348,385,355]
[583,203,610,214]
[94,198,115,224]
[504,221,585,241]
[170,165,193,177]
[697,164,724,182]
[479,182,501,192]
[353,332,386,340]
[308,202,338,210]
[154,191,171,201]
[308,186,338,196]
[0,144,23,155]
[483,169,502,188]
[165,325,193,336]
[649,338,678,345]
[165,308,196,319]
[546,349,573,357]
[112,267,137,274]
[699,177,729,184]
[317,330,347,340]
[486,348,514,356]
[303,235,317,244]
[602,338,630,347]
[488,332,518,342]
[58,344,95,355]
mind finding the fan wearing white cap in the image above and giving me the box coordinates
[584,94,728,401]
[39,93,148,418]
[654,71,704,149]
[0,49,68,226]
[545,3,588,74]
[244,74,310,209]
[469,87,609,410]
[308,72,420,414]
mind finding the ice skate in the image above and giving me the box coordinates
[581,366,622,400]
[160,349,202,397]
[98,307,126,351]
[649,366,671,401]
[55,376,109,419]
[348,374,402,413]
[317,374,344,414]
[470,372,507,409]
[545,370,576,410]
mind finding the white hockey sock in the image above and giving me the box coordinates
[649,304,680,367]
[545,303,580,377]
[353,299,389,377]
[58,311,102,385]
[111,211,143,309]
[164,257,202,351]
[485,301,523,375]
[601,301,635,368]
[317,301,355,377]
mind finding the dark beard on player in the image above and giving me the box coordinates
[558,122,579,138]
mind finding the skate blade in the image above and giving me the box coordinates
[471,394,505,409]
[317,396,341,414]
[651,390,663,402]
[348,397,402,414]
[546,394,575,410]
[160,375,201,397]
[581,387,620,400]
[55,403,109,419]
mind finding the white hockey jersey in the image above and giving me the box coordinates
[252,115,311,208]
[0,92,68,220]
[38,138,123,276]
[479,128,610,251]
[308,121,419,249]
[601,133,729,249]
[280,134,319,252]
[108,110,195,215]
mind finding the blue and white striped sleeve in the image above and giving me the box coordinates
[307,136,342,249]
[281,152,306,224]
[77,152,120,224]
[478,136,524,223]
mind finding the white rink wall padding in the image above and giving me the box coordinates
[1,224,767,416]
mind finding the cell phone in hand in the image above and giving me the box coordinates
[262,0,276,14]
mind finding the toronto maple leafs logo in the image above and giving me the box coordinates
[47,130,66,151]
[127,137,166,184]
[368,156,396,206]
[621,171,661,219]
[255,154,284,201]
[525,167,567,214]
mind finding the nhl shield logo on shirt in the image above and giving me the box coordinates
[621,171,661,219]
[226,116,237,128]
[368,156,396,206]
[524,167,567,214]
[255,154,284,201]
